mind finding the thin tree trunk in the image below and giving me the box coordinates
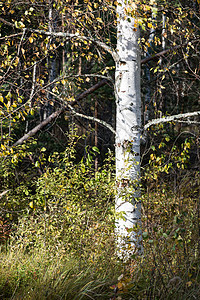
[144,13,155,138]
[94,99,98,172]
[115,0,142,257]
[45,0,55,119]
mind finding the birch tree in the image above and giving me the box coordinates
[115,0,142,256]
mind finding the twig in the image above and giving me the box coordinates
[0,190,9,198]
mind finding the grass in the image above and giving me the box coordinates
[1,226,200,299]
[0,245,120,299]
[0,182,200,299]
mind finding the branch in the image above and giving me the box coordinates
[43,90,116,134]
[0,17,118,61]
[29,63,37,103]
[67,104,116,134]
[43,74,112,91]
[144,111,200,130]
[75,78,108,100]
[176,120,200,125]
[141,39,200,65]
[13,108,63,146]
[32,29,119,61]
[0,33,23,40]
[141,45,181,65]
[13,79,108,146]
[0,17,15,27]
[17,28,26,56]
[0,190,9,198]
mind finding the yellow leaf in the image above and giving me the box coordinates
[1,144,6,150]
[117,281,123,290]
[29,202,34,208]
[147,22,153,28]
[30,108,34,116]
[186,281,192,287]
[109,285,116,290]
[96,17,103,23]
[15,57,19,65]
[150,154,155,160]
[29,37,34,43]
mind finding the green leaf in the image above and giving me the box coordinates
[92,146,100,153]
[142,231,148,239]
[152,7,158,15]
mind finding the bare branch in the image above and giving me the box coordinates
[144,111,200,130]
[43,91,116,134]
[13,108,63,146]
[0,33,23,40]
[17,28,26,56]
[0,17,15,27]
[0,190,9,198]
[176,120,200,125]
[29,63,37,103]
[75,79,108,100]
[13,79,108,146]
[67,104,116,134]
[141,45,181,65]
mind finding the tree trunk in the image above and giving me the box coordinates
[115,0,142,257]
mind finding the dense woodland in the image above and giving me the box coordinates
[0,0,200,299]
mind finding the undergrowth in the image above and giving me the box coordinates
[0,134,200,299]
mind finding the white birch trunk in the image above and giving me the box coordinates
[162,14,166,50]
[115,0,142,257]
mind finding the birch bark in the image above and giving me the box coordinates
[115,0,142,256]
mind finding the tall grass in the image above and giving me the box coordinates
[1,183,200,300]
[0,244,120,299]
